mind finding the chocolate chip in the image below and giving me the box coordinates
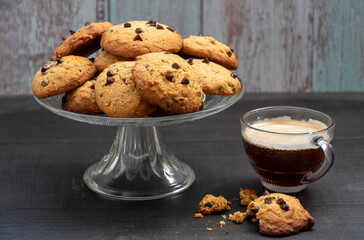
[165,74,173,82]
[226,50,232,57]
[61,36,66,41]
[230,48,234,53]
[181,77,189,84]
[56,58,63,65]
[146,20,154,24]
[135,28,143,34]
[202,58,210,64]
[84,21,91,26]
[264,197,273,204]
[146,20,157,27]
[231,72,238,79]
[196,91,202,97]
[167,26,175,32]
[99,93,103,97]
[187,58,193,65]
[204,202,212,208]
[145,64,149,68]
[105,77,114,86]
[230,85,236,92]
[250,206,259,213]
[124,22,131,28]
[41,66,49,73]
[280,203,289,211]
[107,69,115,77]
[41,80,48,87]
[172,63,179,69]
[276,198,286,205]
[134,34,143,41]
[110,29,113,32]
[156,24,164,30]
[91,83,95,89]
[263,189,270,196]
[69,29,76,35]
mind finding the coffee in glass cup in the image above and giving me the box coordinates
[240,106,335,193]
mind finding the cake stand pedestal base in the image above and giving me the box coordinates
[83,126,195,200]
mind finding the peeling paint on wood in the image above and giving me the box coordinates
[0,0,105,95]
[313,0,364,92]
[202,0,313,92]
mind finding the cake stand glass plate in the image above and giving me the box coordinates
[34,80,244,200]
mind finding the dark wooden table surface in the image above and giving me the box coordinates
[1,93,363,239]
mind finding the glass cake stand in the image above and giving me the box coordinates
[34,80,244,200]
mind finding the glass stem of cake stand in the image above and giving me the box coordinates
[83,125,195,200]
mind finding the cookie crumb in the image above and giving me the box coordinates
[194,213,203,218]
[220,221,226,227]
[207,227,213,231]
[221,214,226,219]
[229,211,245,224]
[252,218,258,222]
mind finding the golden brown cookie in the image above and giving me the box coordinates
[94,50,132,73]
[197,194,231,214]
[53,21,113,58]
[95,61,156,118]
[32,55,96,98]
[181,35,238,70]
[187,58,241,96]
[246,193,315,236]
[132,52,204,114]
[101,20,183,58]
[62,79,103,115]
[239,188,258,205]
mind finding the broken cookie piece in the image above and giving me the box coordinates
[229,211,246,223]
[197,194,231,214]
[239,188,258,205]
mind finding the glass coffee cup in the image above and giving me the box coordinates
[240,106,335,193]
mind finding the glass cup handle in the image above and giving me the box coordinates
[303,137,335,183]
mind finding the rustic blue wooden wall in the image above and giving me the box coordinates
[0,0,363,95]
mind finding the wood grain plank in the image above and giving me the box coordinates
[0,0,105,95]
[202,0,313,92]
[313,0,364,91]
[108,0,201,38]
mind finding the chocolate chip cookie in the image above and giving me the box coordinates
[32,55,96,98]
[187,58,241,96]
[53,21,113,58]
[94,50,132,72]
[62,78,103,115]
[95,61,156,118]
[101,20,183,58]
[132,52,204,114]
[246,193,315,236]
[181,35,238,70]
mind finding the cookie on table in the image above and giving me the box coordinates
[62,79,103,115]
[187,58,241,96]
[32,55,96,98]
[132,52,204,114]
[246,193,315,236]
[52,21,113,58]
[101,20,183,58]
[94,50,132,72]
[196,194,231,214]
[239,188,258,205]
[95,61,156,118]
[181,35,238,70]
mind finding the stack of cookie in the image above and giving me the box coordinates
[32,20,241,118]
